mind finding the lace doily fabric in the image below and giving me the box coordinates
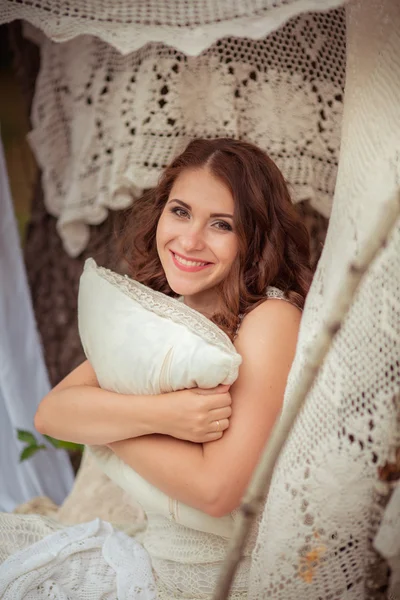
[142,514,255,600]
[0,515,157,600]
[16,7,345,256]
[249,0,400,597]
[0,0,347,56]
[374,485,400,598]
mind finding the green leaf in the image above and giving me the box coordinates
[43,435,61,448]
[44,435,83,453]
[54,440,84,453]
[19,444,46,462]
[17,429,38,445]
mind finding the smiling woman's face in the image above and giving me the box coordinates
[156,167,239,313]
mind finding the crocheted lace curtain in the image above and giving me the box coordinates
[0,0,347,56]
[0,2,346,256]
[249,0,400,597]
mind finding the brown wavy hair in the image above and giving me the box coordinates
[118,138,313,339]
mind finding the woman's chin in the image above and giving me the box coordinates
[170,283,202,298]
[166,275,206,299]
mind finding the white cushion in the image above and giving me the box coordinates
[78,258,242,538]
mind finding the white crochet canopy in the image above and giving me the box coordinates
[0,0,347,56]
[0,1,399,598]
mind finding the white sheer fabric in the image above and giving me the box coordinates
[248,0,400,597]
[0,0,347,56]
[2,5,345,256]
[0,138,74,512]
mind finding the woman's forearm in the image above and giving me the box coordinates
[34,385,166,445]
[33,361,232,446]
[109,435,212,511]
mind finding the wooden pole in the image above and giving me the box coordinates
[212,192,400,600]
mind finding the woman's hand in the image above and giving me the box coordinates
[161,385,232,443]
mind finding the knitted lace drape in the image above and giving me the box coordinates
[248,0,400,598]
[0,0,347,56]
[0,2,345,256]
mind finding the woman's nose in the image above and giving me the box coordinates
[179,227,206,252]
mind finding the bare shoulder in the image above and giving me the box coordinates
[235,298,302,351]
[230,297,301,413]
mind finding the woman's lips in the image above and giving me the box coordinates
[170,250,213,273]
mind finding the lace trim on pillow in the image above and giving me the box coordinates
[84,258,238,356]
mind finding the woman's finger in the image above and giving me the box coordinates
[209,418,230,434]
[196,384,230,396]
[208,406,232,421]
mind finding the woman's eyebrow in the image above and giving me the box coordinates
[210,212,234,219]
[169,198,233,219]
[169,199,191,210]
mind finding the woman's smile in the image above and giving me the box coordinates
[170,250,213,272]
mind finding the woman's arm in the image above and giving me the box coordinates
[34,361,232,445]
[108,298,301,517]
[34,361,161,444]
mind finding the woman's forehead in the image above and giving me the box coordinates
[169,168,234,214]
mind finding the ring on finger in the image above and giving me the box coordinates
[216,420,221,432]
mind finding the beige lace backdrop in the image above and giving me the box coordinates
[16,9,344,258]
[0,0,347,56]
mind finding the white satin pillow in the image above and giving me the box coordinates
[78,258,242,538]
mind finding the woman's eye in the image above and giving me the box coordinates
[171,207,189,218]
[213,221,233,231]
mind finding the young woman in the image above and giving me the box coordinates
[0,138,312,599]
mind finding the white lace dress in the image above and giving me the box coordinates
[0,285,287,600]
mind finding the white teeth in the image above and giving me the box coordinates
[173,253,208,267]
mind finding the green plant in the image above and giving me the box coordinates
[17,429,83,462]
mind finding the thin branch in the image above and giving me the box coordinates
[212,192,400,600]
